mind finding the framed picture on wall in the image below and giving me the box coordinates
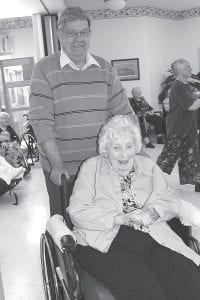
[111,58,140,81]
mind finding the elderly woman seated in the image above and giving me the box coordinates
[49,114,200,300]
[0,111,27,168]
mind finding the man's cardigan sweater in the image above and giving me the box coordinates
[29,52,133,176]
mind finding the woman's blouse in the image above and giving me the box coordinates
[67,155,200,265]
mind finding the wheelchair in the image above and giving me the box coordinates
[20,130,39,166]
[0,177,22,205]
[40,175,200,300]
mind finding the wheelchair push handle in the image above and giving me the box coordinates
[60,173,68,216]
[61,173,68,194]
[60,174,74,230]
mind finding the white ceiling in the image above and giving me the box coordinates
[65,0,200,11]
[1,0,200,19]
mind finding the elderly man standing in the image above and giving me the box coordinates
[157,59,200,192]
[29,7,136,215]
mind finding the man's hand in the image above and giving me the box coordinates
[50,164,70,185]
[41,139,70,185]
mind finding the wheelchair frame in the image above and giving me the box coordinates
[20,132,39,166]
[40,174,82,300]
[40,175,200,300]
[40,230,81,300]
[0,177,21,205]
[40,175,116,300]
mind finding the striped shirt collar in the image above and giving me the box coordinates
[60,49,101,70]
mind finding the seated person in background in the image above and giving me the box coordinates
[0,111,20,144]
[0,131,11,143]
[129,87,165,147]
[0,111,26,168]
[67,114,200,300]
[0,155,25,187]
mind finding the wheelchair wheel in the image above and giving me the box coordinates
[40,233,68,300]
[20,133,39,165]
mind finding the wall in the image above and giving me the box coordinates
[179,17,200,74]
[9,27,34,58]
[90,15,200,109]
[5,13,200,110]
[90,16,152,103]
[146,18,183,107]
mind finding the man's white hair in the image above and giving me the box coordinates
[171,59,189,77]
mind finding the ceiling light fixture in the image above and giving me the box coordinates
[103,0,127,11]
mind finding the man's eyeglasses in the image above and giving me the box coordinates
[65,29,91,38]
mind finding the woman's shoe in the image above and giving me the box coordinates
[146,142,155,148]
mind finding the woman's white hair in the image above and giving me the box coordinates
[98,114,142,156]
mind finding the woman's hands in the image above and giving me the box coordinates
[127,209,152,231]
[114,207,159,231]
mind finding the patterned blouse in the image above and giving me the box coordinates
[118,166,140,213]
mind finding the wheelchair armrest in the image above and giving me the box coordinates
[61,235,76,251]
[46,214,76,252]
[179,199,200,227]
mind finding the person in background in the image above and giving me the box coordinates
[0,111,20,144]
[0,111,26,168]
[67,114,200,300]
[129,87,165,148]
[157,59,200,192]
[29,7,145,216]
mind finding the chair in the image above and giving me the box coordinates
[141,113,155,142]
[40,175,200,300]
[142,111,166,144]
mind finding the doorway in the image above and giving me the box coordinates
[0,57,34,136]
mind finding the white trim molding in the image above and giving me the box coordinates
[88,6,200,21]
[1,6,200,29]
